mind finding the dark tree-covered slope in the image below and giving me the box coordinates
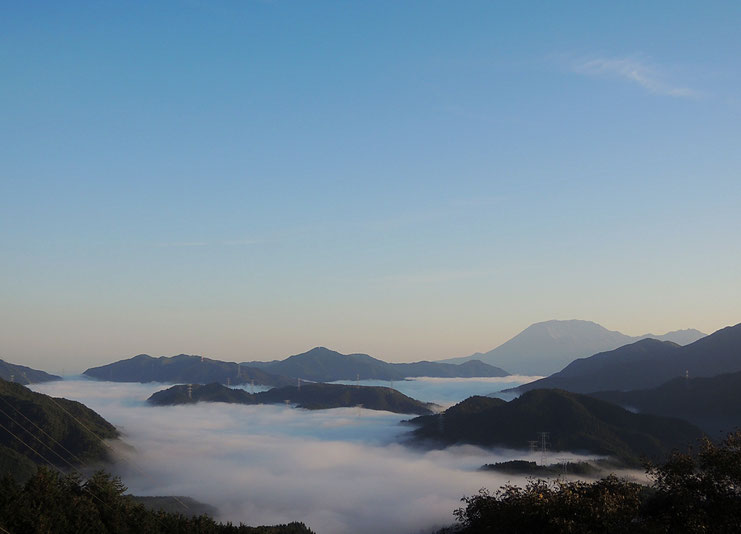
[590,370,741,437]
[0,467,314,534]
[408,390,703,464]
[84,354,294,387]
[148,382,436,415]
[516,323,741,394]
[0,379,118,480]
[0,359,60,384]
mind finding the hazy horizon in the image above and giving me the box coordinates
[3,2,740,374]
[4,318,724,375]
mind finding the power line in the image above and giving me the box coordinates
[42,394,193,514]
[0,400,192,530]
[0,420,57,469]
[0,396,89,467]
[0,404,83,471]
[0,419,118,515]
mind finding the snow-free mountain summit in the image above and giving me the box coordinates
[441,319,706,375]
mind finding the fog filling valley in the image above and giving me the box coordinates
[33,378,596,534]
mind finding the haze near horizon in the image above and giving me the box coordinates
[2,2,740,373]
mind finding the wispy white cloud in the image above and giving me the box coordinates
[570,56,700,98]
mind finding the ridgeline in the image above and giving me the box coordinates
[84,354,294,387]
[148,382,437,415]
[515,323,741,394]
[244,346,509,381]
[0,359,60,385]
[408,389,704,464]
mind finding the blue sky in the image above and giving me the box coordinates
[2,1,740,372]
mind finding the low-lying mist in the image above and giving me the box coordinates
[34,379,591,534]
[330,375,541,406]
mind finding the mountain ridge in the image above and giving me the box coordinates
[244,346,509,381]
[440,320,706,375]
[515,323,741,394]
[147,382,437,415]
[407,389,704,464]
[84,354,295,387]
[0,359,61,385]
[589,370,741,437]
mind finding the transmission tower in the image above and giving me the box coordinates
[538,432,550,465]
[528,440,539,455]
[187,384,193,400]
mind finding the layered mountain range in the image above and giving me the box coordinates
[243,346,508,382]
[407,390,703,464]
[590,370,741,437]
[515,323,741,394]
[442,320,706,375]
[84,347,508,385]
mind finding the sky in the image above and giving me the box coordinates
[2,1,740,373]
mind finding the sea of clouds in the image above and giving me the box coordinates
[33,377,593,534]
[330,375,540,406]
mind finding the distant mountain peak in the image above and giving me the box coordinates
[515,323,740,394]
[439,319,707,375]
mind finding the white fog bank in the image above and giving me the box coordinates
[33,379,592,534]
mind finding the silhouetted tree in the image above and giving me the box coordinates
[0,467,314,534]
[449,431,741,533]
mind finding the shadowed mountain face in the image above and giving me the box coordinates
[407,390,703,464]
[244,347,509,381]
[590,370,741,437]
[516,323,741,394]
[84,354,294,387]
[441,320,706,375]
[0,379,118,481]
[0,360,60,385]
[147,382,436,415]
